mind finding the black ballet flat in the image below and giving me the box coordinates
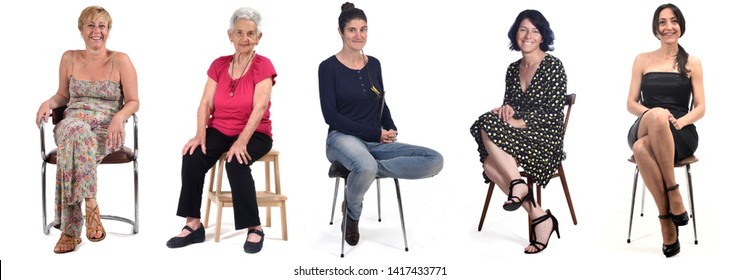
[243,228,265,254]
[166,223,205,248]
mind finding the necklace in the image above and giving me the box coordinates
[229,51,255,97]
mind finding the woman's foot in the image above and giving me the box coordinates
[524,209,560,254]
[666,184,689,226]
[503,178,533,211]
[659,214,680,257]
[85,200,106,242]
[166,220,205,248]
[53,233,81,254]
[243,227,265,253]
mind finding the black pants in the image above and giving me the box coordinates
[176,127,273,229]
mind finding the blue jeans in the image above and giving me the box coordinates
[326,130,444,220]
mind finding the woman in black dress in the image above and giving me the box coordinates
[626,3,705,258]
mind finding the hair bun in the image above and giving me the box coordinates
[341,2,355,12]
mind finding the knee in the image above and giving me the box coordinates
[59,118,91,134]
[349,157,378,178]
[427,150,444,175]
[644,109,670,125]
[632,139,650,159]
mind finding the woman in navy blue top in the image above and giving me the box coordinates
[318,2,443,247]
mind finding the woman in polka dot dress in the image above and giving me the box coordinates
[470,9,566,254]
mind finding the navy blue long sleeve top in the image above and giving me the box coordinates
[319,55,396,142]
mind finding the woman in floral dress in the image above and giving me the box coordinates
[35,6,139,254]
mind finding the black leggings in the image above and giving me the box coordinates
[176,127,273,229]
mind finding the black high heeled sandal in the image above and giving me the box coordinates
[658,214,680,258]
[666,184,689,226]
[503,178,534,211]
[524,209,560,254]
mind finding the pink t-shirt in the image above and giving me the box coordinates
[207,54,277,137]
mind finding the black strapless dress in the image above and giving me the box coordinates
[627,72,698,161]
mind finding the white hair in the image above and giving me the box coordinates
[229,7,262,35]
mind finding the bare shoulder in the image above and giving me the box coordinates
[60,50,77,63]
[110,51,133,64]
[633,52,652,64]
[688,54,702,68]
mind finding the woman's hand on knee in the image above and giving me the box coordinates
[182,136,206,155]
[226,141,251,164]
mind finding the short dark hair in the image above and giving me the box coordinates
[507,10,554,52]
[652,3,685,38]
[338,2,367,32]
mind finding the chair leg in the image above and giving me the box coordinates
[280,202,288,241]
[266,207,273,227]
[558,165,578,225]
[41,161,51,235]
[377,179,382,222]
[394,178,409,252]
[627,166,640,243]
[214,202,223,242]
[133,159,139,234]
[330,178,341,225]
[341,183,348,258]
[478,182,495,231]
[265,161,272,227]
[639,182,646,217]
[685,164,698,245]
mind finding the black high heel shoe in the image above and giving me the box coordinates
[666,184,689,226]
[524,209,560,254]
[503,178,534,211]
[658,214,681,258]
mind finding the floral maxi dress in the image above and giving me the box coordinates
[53,74,123,237]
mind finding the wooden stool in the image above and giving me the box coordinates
[204,149,287,241]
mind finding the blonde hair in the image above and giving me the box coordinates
[77,6,112,31]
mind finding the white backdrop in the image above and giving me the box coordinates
[1,0,735,278]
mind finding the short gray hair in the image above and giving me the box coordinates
[229,7,262,35]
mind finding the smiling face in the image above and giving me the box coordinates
[229,19,261,54]
[656,8,681,44]
[339,19,367,52]
[516,18,541,54]
[81,16,110,50]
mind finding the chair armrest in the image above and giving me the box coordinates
[132,113,138,160]
[39,120,47,161]
[51,106,66,125]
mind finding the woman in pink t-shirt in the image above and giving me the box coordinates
[166,7,277,254]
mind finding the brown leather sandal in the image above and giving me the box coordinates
[86,205,107,242]
[54,233,81,254]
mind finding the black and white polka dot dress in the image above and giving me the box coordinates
[470,54,567,187]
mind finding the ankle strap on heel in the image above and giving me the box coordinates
[658,214,671,220]
[666,184,680,192]
[509,178,526,188]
